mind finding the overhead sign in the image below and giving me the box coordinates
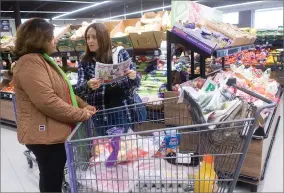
[0,20,11,32]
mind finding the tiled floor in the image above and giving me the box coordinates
[1,96,283,192]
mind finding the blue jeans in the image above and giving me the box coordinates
[92,110,131,136]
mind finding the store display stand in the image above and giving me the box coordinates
[52,51,81,72]
[166,30,255,90]
[166,30,283,192]
[0,51,17,127]
[238,89,282,192]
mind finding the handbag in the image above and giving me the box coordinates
[132,93,147,122]
[104,82,127,109]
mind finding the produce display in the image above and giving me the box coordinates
[172,55,213,75]
[1,80,14,93]
[136,58,167,102]
[0,36,15,52]
[257,26,283,39]
[113,11,170,38]
[70,22,90,41]
[177,65,280,104]
[229,65,279,103]
[172,20,256,52]
[216,47,283,67]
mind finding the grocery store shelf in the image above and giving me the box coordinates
[255,38,284,48]
[63,66,78,72]
[0,91,14,100]
[213,44,255,58]
[126,48,161,58]
[52,51,83,58]
[0,118,17,127]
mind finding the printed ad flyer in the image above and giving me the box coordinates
[95,59,131,84]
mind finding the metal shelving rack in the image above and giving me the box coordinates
[166,29,283,192]
[166,30,255,90]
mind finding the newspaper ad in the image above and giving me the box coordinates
[95,59,131,84]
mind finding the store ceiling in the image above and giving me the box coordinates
[0,0,268,20]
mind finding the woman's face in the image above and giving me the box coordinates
[86,27,99,52]
[46,36,58,55]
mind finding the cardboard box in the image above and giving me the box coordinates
[129,31,163,49]
[164,91,199,153]
[57,24,81,52]
[164,91,192,126]
[57,39,75,52]
[103,21,120,33]
[72,39,85,52]
[110,18,163,49]
[110,18,140,49]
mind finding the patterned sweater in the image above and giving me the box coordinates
[75,47,141,112]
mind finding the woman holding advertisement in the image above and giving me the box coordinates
[76,23,146,136]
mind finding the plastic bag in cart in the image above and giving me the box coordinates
[78,163,137,193]
[79,157,198,193]
[90,127,165,167]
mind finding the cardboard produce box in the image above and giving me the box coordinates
[129,31,163,49]
[110,18,139,49]
[72,39,85,52]
[110,18,164,49]
[164,91,198,153]
[164,91,192,126]
[57,39,75,52]
[141,11,170,31]
[104,20,120,33]
[57,25,81,52]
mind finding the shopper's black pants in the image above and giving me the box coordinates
[26,143,66,193]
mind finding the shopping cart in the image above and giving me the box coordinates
[65,78,276,193]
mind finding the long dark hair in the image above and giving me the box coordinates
[81,23,115,63]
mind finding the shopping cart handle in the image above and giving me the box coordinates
[226,78,276,105]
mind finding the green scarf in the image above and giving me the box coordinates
[41,53,78,108]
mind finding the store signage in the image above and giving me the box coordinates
[171,1,223,24]
[0,20,10,32]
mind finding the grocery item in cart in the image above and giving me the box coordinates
[80,157,198,193]
[194,154,217,193]
[91,128,164,167]
[154,130,181,158]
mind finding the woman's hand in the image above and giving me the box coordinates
[83,105,97,120]
[84,105,98,114]
[87,78,102,90]
[125,70,137,80]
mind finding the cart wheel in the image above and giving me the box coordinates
[62,182,70,193]
[250,185,258,192]
[27,158,33,168]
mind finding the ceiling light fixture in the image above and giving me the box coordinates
[52,1,109,19]
[214,1,264,9]
[44,0,94,3]
[101,1,199,21]
[52,19,77,21]
[101,5,171,20]
[23,11,67,14]
[101,0,266,21]
[0,10,67,13]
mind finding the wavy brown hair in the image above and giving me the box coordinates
[81,23,115,64]
[14,18,55,57]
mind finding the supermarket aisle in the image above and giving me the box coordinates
[1,96,283,192]
[1,127,39,192]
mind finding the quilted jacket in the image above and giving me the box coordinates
[13,53,89,145]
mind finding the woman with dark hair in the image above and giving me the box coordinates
[76,23,145,136]
[13,18,96,192]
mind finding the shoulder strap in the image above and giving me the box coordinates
[112,46,124,64]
